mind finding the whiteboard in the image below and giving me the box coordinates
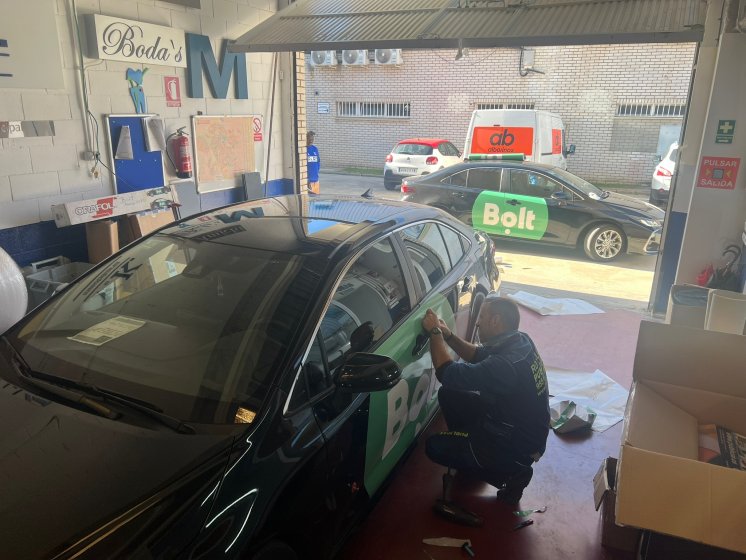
[192,115,260,193]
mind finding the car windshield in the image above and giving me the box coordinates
[394,143,433,156]
[549,167,606,200]
[5,234,314,425]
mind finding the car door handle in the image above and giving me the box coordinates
[506,199,521,206]
[461,276,473,293]
[412,333,429,357]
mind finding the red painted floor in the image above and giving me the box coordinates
[340,308,646,560]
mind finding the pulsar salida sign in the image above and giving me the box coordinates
[472,191,549,240]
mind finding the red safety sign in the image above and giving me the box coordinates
[697,156,741,190]
[252,116,263,142]
[164,77,181,108]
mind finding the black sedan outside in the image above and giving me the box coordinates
[401,161,664,261]
[0,194,499,560]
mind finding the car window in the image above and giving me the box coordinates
[394,143,433,156]
[400,222,451,295]
[7,235,316,425]
[447,143,460,156]
[669,148,678,162]
[442,170,468,186]
[509,170,567,198]
[439,225,465,267]
[466,167,502,191]
[323,237,410,370]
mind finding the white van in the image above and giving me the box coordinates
[463,109,575,169]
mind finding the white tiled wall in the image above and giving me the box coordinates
[0,0,284,230]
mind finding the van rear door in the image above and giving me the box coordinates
[550,115,566,169]
[465,110,536,160]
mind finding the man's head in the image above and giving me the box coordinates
[307,131,315,145]
[476,296,520,340]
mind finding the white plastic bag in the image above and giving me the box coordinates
[550,400,596,434]
[0,247,28,334]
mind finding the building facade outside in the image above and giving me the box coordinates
[306,43,696,186]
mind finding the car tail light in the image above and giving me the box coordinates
[656,168,672,177]
[385,154,393,163]
[401,181,415,194]
[426,156,438,165]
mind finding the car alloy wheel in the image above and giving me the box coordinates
[584,225,625,261]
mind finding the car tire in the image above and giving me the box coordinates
[384,180,399,191]
[250,540,299,560]
[583,224,626,261]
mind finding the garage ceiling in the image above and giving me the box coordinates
[230,0,707,53]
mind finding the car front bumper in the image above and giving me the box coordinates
[627,227,662,255]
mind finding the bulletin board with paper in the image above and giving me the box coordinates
[191,115,261,193]
[105,114,167,194]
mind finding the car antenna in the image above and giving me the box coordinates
[361,189,374,199]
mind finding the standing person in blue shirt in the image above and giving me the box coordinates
[307,131,320,194]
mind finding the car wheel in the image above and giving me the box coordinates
[250,540,299,560]
[648,191,656,204]
[384,180,399,191]
[583,225,626,261]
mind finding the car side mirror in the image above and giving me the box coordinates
[337,352,401,393]
[565,144,576,155]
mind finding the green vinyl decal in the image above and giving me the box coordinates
[362,292,455,495]
[472,191,549,240]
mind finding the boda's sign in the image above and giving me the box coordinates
[87,14,187,68]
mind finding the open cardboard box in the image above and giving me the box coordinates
[616,321,746,554]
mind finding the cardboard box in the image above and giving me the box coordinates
[52,187,178,227]
[616,321,746,554]
[639,530,746,559]
[120,209,176,244]
[593,457,641,552]
[85,219,119,264]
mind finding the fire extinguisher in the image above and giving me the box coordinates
[167,127,193,179]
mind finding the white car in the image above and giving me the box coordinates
[651,142,678,204]
[383,138,462,190]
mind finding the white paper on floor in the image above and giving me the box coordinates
[507,290,604,316]
[546,367,629,432]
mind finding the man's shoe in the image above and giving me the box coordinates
[496,466,533,505]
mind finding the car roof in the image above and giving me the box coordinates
[161,194,449,262]
[397,138,449,147]
[421,160,563,175]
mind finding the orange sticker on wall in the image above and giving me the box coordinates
[697,156,740,190]
[471,127,534,155]
[552,129,563,155]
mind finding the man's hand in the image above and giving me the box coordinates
[438,319,452,339]
[421,308,441,332]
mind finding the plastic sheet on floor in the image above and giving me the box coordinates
[506,290,604,316]
[546,367,628,432]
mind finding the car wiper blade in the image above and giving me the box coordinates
[12,363,120,420]
[78,383,196,435]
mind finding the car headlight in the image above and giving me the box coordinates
[638,219,661,228]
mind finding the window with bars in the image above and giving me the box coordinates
[336,101,411,118]
[476,101,536,110]
[616,99,687,118]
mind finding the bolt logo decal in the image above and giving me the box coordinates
[472,191,549,240]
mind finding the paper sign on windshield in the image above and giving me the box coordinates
[471,126,534,155]
[472,191,549,240]
[69,316,145,346]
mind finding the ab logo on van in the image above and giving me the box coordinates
[472,192,548,240]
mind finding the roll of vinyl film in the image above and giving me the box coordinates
[0,248,28,333]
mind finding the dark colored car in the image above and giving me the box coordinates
[0,194,499,560]
[401,161,665,261]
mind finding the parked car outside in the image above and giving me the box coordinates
[0,194,499,560]
[650,142,678,205]
[383,138,462,190]
[401,161,664,261]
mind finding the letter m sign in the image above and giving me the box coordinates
[186,33,248,99]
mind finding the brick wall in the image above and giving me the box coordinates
[306,43,696,185]
[0,0,284,232]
